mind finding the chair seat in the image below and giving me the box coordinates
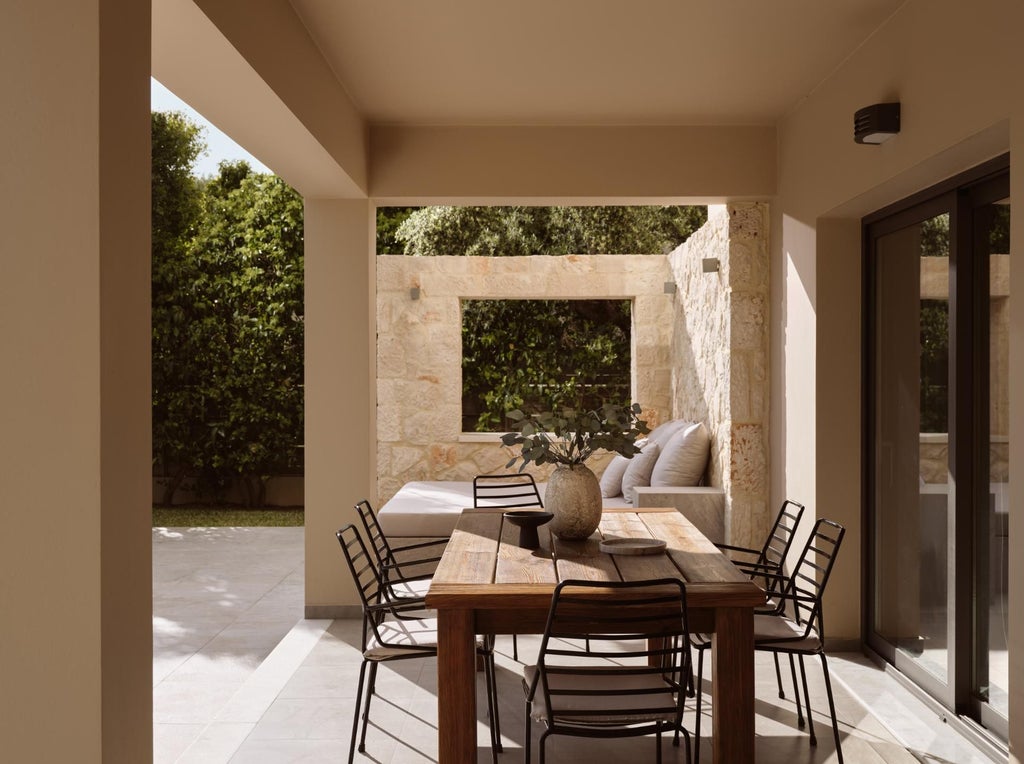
[387,577,432,599]
[523,665,679,725]
[367,617,484,659]
[753,613,822,651]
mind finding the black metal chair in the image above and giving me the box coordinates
[693,518,846,764]
[354,498,447,607]
[473,474,545,661]
[336,524,503,763]
[715,499,806,710]
[473,472,545,509]
[523,578,693,764]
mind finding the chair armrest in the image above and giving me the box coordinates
[391,537,449,555]
[633,486,726,544]
[715,542,758,555]
[387,537,449,577]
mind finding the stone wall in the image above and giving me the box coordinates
[375,208,772,548]
[668,204,770,548]
[376,255,675,502]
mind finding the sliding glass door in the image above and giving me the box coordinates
[865,157,1009,740]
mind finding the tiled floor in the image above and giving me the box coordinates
[154,527,1001,763]
[153,526,306,762]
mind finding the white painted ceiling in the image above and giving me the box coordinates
[290,0,907,126]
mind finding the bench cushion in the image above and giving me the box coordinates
[379,479,630,538]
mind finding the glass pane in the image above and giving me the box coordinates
[873,213,950,683]
[976,198,1010,720]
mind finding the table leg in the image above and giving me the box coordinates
[436,609,477,763]
[711,606,755,762]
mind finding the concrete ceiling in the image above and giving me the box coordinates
[289,0,906,126]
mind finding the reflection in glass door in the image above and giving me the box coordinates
[871,205,953,691]
[866,158,1009,741]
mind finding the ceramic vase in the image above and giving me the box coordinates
[545,464,602,539]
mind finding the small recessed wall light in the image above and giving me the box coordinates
[702,258,720,274]
[410,286,421,300]
[663,281,677,294]
[854,102,901,145]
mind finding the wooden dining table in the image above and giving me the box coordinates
[424,506,766,763]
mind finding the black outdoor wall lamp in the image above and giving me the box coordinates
[854,102,901,144]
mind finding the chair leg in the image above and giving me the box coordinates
[482,646,502,758]
[774,653,786,698]
[788,653,805,728]
[693,646,705,764]
[538,729,550,764]
[359,662,378,753]
[797,654,816,746]
[819,652,844,764]
[349,660,368,764]
[524,703,533,764]
[513,634,519,662]
[656,725,663,764]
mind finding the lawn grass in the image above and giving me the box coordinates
[152,506,304,527]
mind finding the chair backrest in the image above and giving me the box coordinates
[534,578,690,726]
[336,524,385,615]
[473,473,544,509]
[781,518,845,636]
[759,499,805,572]
[354,499,393,572]
[336,524,435,653]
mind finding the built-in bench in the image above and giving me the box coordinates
[377,479,725,543]
[378,419,727,544]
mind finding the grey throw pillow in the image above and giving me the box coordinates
[599,455,631,498]
[620,442,661,504]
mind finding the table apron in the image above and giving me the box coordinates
[463,606,717,636]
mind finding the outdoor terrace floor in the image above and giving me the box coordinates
[154,526,1000,763]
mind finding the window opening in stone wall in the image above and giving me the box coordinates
[461,299,632,433]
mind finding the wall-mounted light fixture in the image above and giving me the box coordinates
[701,257,720,274]
[409,286,421,300]
[663,281,677,294]
[854,102,900,145]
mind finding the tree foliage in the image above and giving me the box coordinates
[390,205,705,256]
[462,299,631,431]
[152,111,304,505]
[152,112,207,504]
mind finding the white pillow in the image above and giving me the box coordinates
[600,455,631,498]
[645,419,690,448]
[620,442,661,504]
[650,422,709,487]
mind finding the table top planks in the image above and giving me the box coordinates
[427,507,765,612]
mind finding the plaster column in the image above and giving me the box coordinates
[0,1,152,761]
[815,218,865,645]
[304,199,374,614]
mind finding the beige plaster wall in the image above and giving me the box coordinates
[0,1,153,760]
[669,204,771,549]
[375,255,674,502]
[370,125,776,203]
[304,200,375,615]
[773,0,1023,751]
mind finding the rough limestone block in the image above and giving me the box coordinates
[728,203,765,240]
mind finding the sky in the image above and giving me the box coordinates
[151,78,272,177]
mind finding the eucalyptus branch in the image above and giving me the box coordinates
[501,403,649,473]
